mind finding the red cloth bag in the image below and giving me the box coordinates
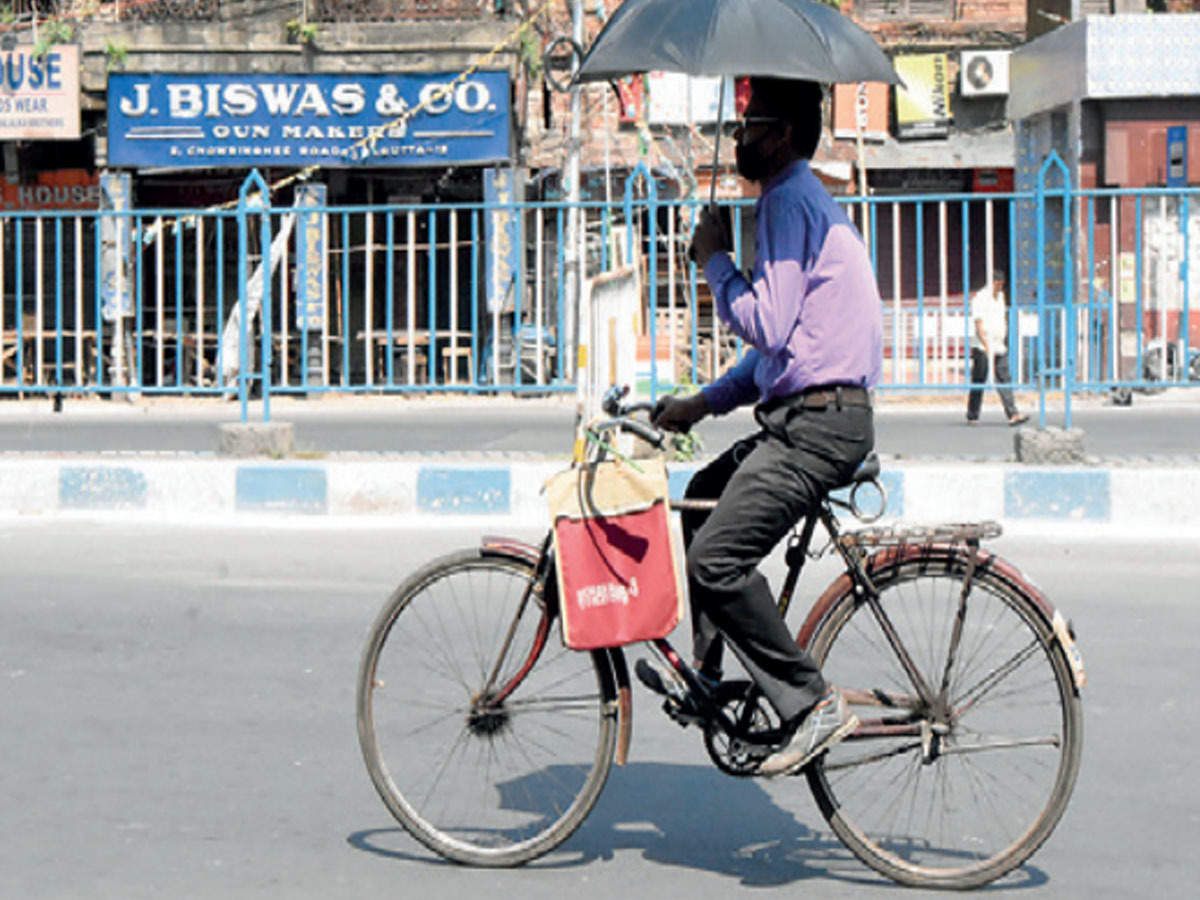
[545,459,684,650]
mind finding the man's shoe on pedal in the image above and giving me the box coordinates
[758,687,858,777]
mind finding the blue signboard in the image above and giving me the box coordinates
[484,168,521,314]
[107,71,511,169]
[1167,125,1187,188]
[295,184,326,331]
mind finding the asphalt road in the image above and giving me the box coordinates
[2,388,1200,459]
[3,521,1197,899]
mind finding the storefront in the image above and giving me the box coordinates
[1010,14,1200,382]
[100,69,518,386]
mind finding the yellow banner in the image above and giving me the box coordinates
[894,54,951,139]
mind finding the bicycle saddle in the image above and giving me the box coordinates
[850,452,880,484]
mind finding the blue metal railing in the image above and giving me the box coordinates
[1,166,1197,417]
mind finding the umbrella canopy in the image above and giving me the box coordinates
[574,0,901,86]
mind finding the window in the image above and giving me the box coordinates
[855,0,956,21]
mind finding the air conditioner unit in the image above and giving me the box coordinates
[960,50,1010,97]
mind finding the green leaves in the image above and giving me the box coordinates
[285,19,320,45]
[31,18,74,61]
[104,40,129,73]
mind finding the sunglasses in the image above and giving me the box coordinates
[722,115,784,136]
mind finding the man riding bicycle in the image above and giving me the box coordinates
[647,77,883,776]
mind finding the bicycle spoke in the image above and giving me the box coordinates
[383,707,468,742]
[418,723,473,813]
[406,597,476,694]
[823,740,922,771]
[496,723,587,814]
[951,638,1042,717]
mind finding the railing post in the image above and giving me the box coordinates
[1062,164,1075,428]
[623,161,657,397]
[260,188,273,421]
[1035,151,1073,428]
[1183,192,1192,381]
[236,182,250,422]
[236,169,272,423]
[1035,161,1047,428]
[647,176,660,400]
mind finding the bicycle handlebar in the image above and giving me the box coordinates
[592,386,668,451]
[588,415,666,450]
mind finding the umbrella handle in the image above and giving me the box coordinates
[710,77,726,206]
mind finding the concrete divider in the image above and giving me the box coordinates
[1,454,1198,534]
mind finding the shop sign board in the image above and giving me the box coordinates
[107,71,511,168]
[1167,125,1187,188]
[832,82,888,142]
[894,54,952,140]
[646,72,734,125]
[295,184,327,332]
[0,44,81,140]
[0,168,99,210]
[484,167,521,314]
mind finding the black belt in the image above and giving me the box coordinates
[754,384,870,446]
[792,384,871,411]
[757,385,871,418]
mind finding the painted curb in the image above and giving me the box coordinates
[0,457,1197,532]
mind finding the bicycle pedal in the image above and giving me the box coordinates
[635,658,674,697]
[662,698,703,728]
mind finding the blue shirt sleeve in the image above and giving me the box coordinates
[701,346,759,415]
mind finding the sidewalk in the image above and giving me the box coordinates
[3,449,1199,536]
[1,390,1199,534]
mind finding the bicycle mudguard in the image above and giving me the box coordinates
[479,535,635,763]
[480,535,543,566]
[796,543,1085,692]
[606,649,633,766]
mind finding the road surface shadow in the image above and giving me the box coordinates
[348,761,1048,890]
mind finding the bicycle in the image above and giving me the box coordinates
[356,387,1086,889]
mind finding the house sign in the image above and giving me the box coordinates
[106,71,511,169]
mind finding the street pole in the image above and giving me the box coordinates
[855,82,870,255]
[565,0,584,383]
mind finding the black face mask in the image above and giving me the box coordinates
[735,130,775,182]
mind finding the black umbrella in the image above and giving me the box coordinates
[573,0,901,201]
[574,0,901,86]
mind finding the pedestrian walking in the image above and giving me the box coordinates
[966,269,1028,426]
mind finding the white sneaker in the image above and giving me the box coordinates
[758,688,858,777]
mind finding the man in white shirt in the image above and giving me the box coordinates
[967,269,1027,425]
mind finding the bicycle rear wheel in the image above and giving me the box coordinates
[805,551,1083,889]
[357,548,617,866]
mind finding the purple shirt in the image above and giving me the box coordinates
[700,159,883,415]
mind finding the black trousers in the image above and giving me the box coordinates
[966,348,1019,420]
[680,396,874,722]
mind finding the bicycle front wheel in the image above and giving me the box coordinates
[357,548,617,866]
[805,551,1083,889]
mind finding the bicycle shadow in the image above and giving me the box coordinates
[348,761,1049,890]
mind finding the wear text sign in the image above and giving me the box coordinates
[0,45,81,140]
